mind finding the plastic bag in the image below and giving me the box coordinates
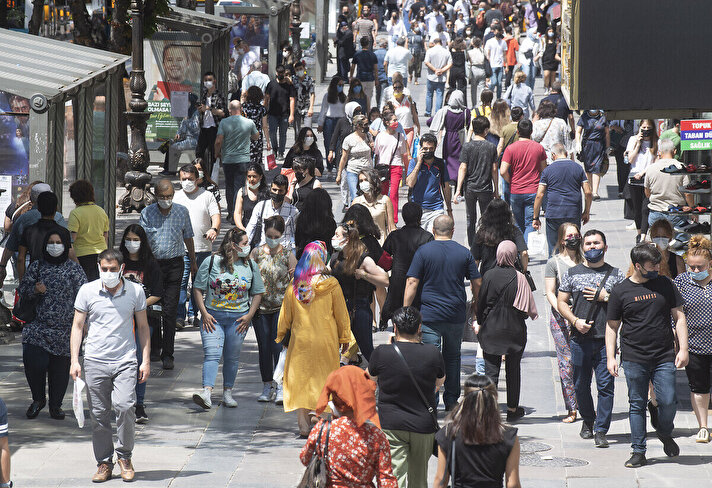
[273,348,287,383]
[527,230,547,258]
[73,377,86,428]
[264,150,277,170]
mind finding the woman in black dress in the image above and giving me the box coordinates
[471,199,529,276]
[233,163,268,231]
[434,374,522,488]
[541,26,560,94]
[242,86,271,166]
[448,37,469,106]
[477,240,538,422]
[294,188,337,260]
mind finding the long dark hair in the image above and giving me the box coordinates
[217,228,248,272]
[120,224,158,265]
[338,222,367,276]
[475,199,517,247]
[245,162,268,198]
[295,188,336,245]
[343,203,381,240]
[446,374,503,445]
[294,127,318,155]
[326,75,345,104]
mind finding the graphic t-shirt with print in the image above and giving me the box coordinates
[193,255,265,312]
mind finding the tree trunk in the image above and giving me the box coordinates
[109,0,131,54]
[175,0,196,10]
[27,0,44,35]
[68,0,93,45]
[0,0,8,30]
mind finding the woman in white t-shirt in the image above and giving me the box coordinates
[382,76,420,152]
[337,114,374,205]
[625,119,658,241]
[372,112,410,223]
[352,168,395,244]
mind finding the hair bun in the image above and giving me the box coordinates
[689,234,712,251]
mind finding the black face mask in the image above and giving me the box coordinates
[270,191,285,203]
[422,150,435,160]
[294,172,305,182]
[564,237,581,250]
[641,128,653,137]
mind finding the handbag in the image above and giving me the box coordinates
[374,133,402,183]
[581,267,613,330]
[13,262,43,324]
[484,57,493,78]
[249,201,267,249]
[457,109,471,146]
[297,420,331,488]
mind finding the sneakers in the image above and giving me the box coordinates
[117,458,135,482]
[162,357,174,370]
[594,432,609,448]
[647,400,659,429]
[275,383,284,405]
[626,222,637,230]
[696,427,710,443]
[193,388,212,410]
[506,406,525,422]
[580,421,594,439]
[135,404,148,424]
[625,452,647,468]
[657,433,679,457]
[92,462,113,482]
[222,389,238,408]
[257,382,273,402]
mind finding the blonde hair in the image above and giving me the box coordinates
[514,71,527,84]
[687,235,712,260]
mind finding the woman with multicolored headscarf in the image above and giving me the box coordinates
[277,240,352,436]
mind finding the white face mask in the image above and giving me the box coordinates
[125,240,141,254]
[198,170,205,180]
[181,179,197,193]
[652,237,670,251]
[157,198,172,209]
[236,245,251,258]
[248,181,261,190]
[304,137,315,147]
[98,266,123,288]
[46,243,64,257]
[359,181,371,193]
[332,238,345,251]
[204,80,214,89]
[282,50,289,57]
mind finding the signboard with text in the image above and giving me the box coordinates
[681,120,712,151]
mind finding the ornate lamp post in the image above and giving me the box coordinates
[289,0,302,61]
[119,0,154,213]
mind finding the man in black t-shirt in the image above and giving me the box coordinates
[606,243,689,468]
[454,116,498,246]
[558,230,624,448]
[263,65,296,160]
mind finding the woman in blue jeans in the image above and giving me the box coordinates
[330,222,389,362]
[192,228,265,410]
[250,216,296,404]
[120,224,163,423]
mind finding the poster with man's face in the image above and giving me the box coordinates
[223,13,270,58]
[0,91,30,199]
[144,37,202,142]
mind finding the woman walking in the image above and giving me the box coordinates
[467,38,487,107]
[67,179,109,281]
[576,109,610,202]
[352,169,396,243]
[241,86,271,166]
[477,240,538,422]
[233,163,268,231]
[317,76,347,166]
[544,223,581,423]
[428,90,470,185]
[448,38,469,106]
[503,71,535,120]
[533,99,571,160]
[336,114,374,205]
[541,26,560,94]
[623,120,658,241]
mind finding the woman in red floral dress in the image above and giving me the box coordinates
[300,366,398,488]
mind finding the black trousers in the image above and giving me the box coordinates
[449,74,468,106]
[154,256,184,360]
[504,65,515,88]
[465,190,494,247]
[23,343,70,409]
[337,56,351,81]
[78,253,99,282]
[196,126,218,176]
[614,145,630,194]
[484,350,523,409]
[628,183,649,233]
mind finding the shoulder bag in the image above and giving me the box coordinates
[13,261,43,324]
[581,267,613,329]
[513,260,536,292]
[297,420,331,488]
[249,200,267,249]
[534,117,555,144]
[375,132,402,183]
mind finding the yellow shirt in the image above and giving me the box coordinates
[67,203,109,257]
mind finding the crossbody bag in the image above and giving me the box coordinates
[583,267,613,327]
[375,132,402,183]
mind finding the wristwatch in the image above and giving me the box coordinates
[210,227,219,234]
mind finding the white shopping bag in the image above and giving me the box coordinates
[211,157,221,183]
[273,348,287,383]
[527,230,547,258]
[73,377,86,428]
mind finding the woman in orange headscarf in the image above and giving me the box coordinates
[300,366,398,488]
[277,241,352,436]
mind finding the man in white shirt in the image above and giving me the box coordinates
[484,26,507,98]
[246,174,299,247]
[173,163,221,328]
[239,41,259,79]
[454,0,470,23]
[384,37,413,86]
[424,9,446,38]
[385,12,407,50]
[240,61,271,100]
[423,37,452,117]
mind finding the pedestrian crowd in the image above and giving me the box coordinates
[0,1,710,487]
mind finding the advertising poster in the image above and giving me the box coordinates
[0,91,30,199]
[222,13,270,57]
[144,36,202,143]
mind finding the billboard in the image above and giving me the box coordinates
[0,91,30,201]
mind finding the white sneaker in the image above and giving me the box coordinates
[192,388,212,409]
[223,389,238,408]
[257,382,273,402]
[275,383,284,405]
[626,222,637,230]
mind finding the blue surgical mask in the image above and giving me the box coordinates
[265,237,282,249]
[337,85,344,93]
[583,248,604,263]
[353,85,362,94]
[689,269,709,281]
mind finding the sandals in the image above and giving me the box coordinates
[562,411,577,423]
[696,427,710,443]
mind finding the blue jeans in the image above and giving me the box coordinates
[345,170,359,205]
[570,339,614,433]
[648,210,689,229]
[622,360,677,453]
[500,177,511,206]
[510,192,536,242]
[200,309,249,389]
[254,311,282,382]
[425,80,445,116]
[422,321,464,408]
[347,297,374,361]
[135,323,155,405]
[489,67,504,98]
[268,115,289,157]
[522,63,536,91]
[178,252,211,322]
[545,217,580,257]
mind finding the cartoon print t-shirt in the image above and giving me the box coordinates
[193,255,265,313]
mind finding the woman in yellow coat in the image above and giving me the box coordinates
[277,240,351,436]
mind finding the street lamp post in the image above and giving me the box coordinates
[119,0,154,213]
[289,0,302,61]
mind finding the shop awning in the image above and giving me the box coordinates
[0,28,129,102]
[157,6,235,41]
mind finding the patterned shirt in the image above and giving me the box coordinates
[253,246,292,313]
[139,203,194,260]
[292,74,315,115]
[674,272,712,354]
[245,200,299,248]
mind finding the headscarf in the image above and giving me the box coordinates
[527,27,538,42]
[292,240,328,304]
[429,89,466,133]
[41,227,72,265]
[496,240,538,320]
[315,366,380,428]
[345,101,361,123]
